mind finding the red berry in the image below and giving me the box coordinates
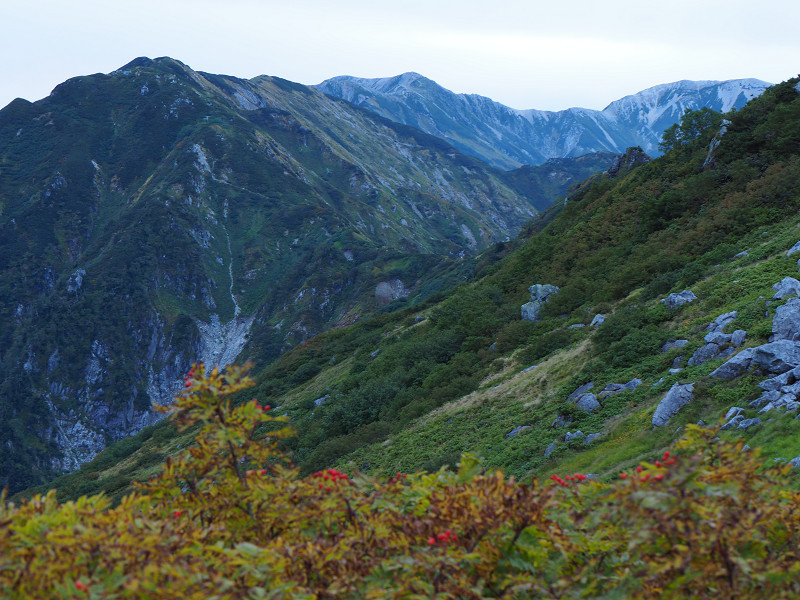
[620,473,628,479]
[635,466,643,473]
[174,510,181,517]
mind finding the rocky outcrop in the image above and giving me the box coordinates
[661,290,697,309]
[598,378,642,398]
[590,314,606,327]
[688,312,746,366]
[505,425,531,439]
[662,339,689,353]
[521,284,559,321]
[652,383,694,427]
[564,430,585,442]
[772,277,800,300]
[574,394,600,412]
[771,298,800,342]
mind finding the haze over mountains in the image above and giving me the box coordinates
[316,73,770,169]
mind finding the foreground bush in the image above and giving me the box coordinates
[1,364,799,598]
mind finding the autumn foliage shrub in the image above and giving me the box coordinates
[2,364,800,598]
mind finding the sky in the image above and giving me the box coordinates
[2,0,798,112]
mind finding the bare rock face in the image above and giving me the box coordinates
[375,279,409,305]
[521,284,559,321]
[661,290,697,309]
[652,383,694,427]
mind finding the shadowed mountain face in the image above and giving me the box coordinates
[1,57,589,493]
[316,73,770,169]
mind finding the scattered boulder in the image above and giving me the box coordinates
[564,430,584,442]
[551,415,572,429]
[662,339,689,353]
[688,343,724,366]
[771,298,800,342]
[505,425,531,439]
[724,406,745,421]
[737,417,762,431]
[720,414,745,430]
[733,250,749,259]
[707,311,738,333]
[313,394,330,407]
[590,314,606,327]
[731,330,747,347]
[710,348,756,380]
[772,277,800,300]
[787,240,800,257]
[598,378,642,399]
[521,284,559,321]
[568,323,586,329]
[652,383,694,427]
[788,456,800,468]
[661,290,697,309]
[574,393,600,412]
[544,442,557,457]
[566,381,594,402]
[584,433,603,444]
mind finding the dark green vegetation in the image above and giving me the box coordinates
[3,57,601,494]
[23,76,800,504]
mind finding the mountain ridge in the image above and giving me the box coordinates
[316,73,770,168]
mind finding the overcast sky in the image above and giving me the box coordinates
[2,0,798,112]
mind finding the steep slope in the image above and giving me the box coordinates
[31,76,800,505]
[316,73,769,168]
[0,57,562,493]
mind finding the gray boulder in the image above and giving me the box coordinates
[652,383,694,427]
[724,406,745,421]
[720,414,745,430]
[574,393,600,412]
[788,456,800,468]
[688,343,724,366]
[564,430,585,442]
[551,415,572,429]
[661,290,697,309]
[521,284,559,321]
[710,348,756,380]
[505,425,531,439]
[544,442,557,457]
[731,330,747,347]
[584,433,603,444]
[568,323,586,329]
[590,314,606,327]
[771,298,800,342]
[662,339,689,353]
[751,341,800,374]
[567,381,594,402]
[737,417,762,431]
[787,240,800,257]
[598,378,643,398]
[704,331,732,345]
[708,311,738,333]
[773,277,800,300]
[733,250,749,259]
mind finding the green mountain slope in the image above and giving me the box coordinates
[28,75,800,504]
[1,57,591,494]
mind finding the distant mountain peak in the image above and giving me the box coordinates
[316,74,772,169]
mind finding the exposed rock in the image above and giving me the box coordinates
[375,279,409,305]
[505,425,531,439]
[574,393,600,412]
[737,417,762,431]
[771,298,800,342]
[652,383,694,427]
[521,284,559,321]
[551,415,572,429]
[662,339,689,353]
[195,313,255,369]
[733,250,749,259]
[568,323,585,329]
[750,341,800,374]
[708,311,738,333]
[710,348,756,380]
[544,442,557,457]
[598,378,642,399]
[688,343,723,366]
[314,394,330,406]
[661,290,697,309]
[66,268,86,292]
[772,277,800,300]
[584,433,603,444]
[787,240,800,257]
[720,414,745,430]
[522,365,537,373]
[731,330,747,347]
[564,430,584,442]
[788,456,800,468]
[724,406,745,421]
[566,381,594,402]
[590,314,606,327]
[704,331,731,345]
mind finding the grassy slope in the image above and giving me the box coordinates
[20,76,800,503]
